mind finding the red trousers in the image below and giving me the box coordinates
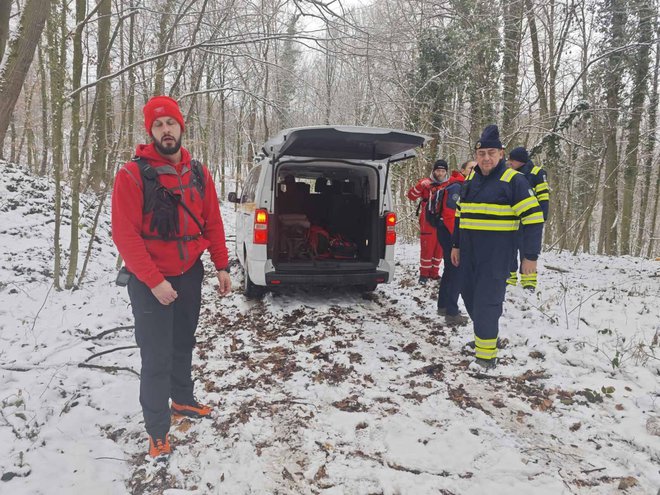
[419,212,442,278]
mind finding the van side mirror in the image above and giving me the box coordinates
[227,192,238,203]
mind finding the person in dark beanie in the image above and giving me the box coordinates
[407,159,449,283]
[112,95,232,460]
[506,146,550,290]
[450,125,544,370]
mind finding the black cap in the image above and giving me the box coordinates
[433,159,448,171]
[475,124,504,150]
[509,146,529,163]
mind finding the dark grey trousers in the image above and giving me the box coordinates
[127,258,203,438]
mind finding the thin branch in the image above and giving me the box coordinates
[67,32,324,99]
[83,325,135,341]
[78,363,139,376]
[29,282,53,336]
[83,345,138,363]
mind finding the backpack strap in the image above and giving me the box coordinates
[190,159,206,199]
[133,157,159,214]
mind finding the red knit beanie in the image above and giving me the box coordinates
[143,96,185,134]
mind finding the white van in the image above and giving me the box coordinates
[227,125,428,298]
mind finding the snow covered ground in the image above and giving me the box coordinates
[1,160,659,495]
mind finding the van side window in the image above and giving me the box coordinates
[241,165,261,203]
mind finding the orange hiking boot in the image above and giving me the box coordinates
[171,400,213,418]
[148,434,171,460]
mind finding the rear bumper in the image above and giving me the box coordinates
[265,270,390,286]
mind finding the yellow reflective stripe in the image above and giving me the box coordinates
[455,210,461,218]
[534,182,549,193]
[531,166,542,175]
[460,218,520,231]
[475,336,497,348]
[537,193,549,201]
[512,196,539,215]
[521,273,537,281]
[475,348,498,359]
[460,202,515,216]
[500,168,517,183]
[467,171,476,181]
[521,211,544,225]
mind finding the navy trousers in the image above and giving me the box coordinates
[459,232,513,344]
[127,258,203,438]
[436,224,461,316]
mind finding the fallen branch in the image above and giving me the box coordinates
[78,363,139,376]
[83,325,134,341]
[545,264,570,273]
[83,345,138,363]
[581,467,606,474]
[0,366,32,372]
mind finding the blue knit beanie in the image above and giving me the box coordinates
[475,124,504,150]
[509,146,529,163]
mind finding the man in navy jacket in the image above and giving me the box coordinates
[451,125,544,370]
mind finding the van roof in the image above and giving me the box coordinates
[263,125,428,161]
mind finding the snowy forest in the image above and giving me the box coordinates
[0,0,659,291]
[1,0,660,494]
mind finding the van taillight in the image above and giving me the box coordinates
[385,212,396,245]
[254,209,268,244]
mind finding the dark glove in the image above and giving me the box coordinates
[149,188,180,239]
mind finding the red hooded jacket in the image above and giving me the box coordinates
[112,143,229,288]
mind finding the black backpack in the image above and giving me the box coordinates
[134,157,206,240]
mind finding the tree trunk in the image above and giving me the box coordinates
[153,0,178,95]
[620,0,653,254]
[637,16,659,255]
[501,0,523,137]
[89,0,112,190]
[525,0,549,120]
[0,0,50,150]
[598,0,626,255]
[37,45,49,176]
[65,0,86,290]
[0,0,10,63]
[46,0,66,290]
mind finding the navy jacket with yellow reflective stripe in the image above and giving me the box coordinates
[518,160,549,220]
[452,160,544,257]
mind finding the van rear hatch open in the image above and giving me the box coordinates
[264,126,427,162]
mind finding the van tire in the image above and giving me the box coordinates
[359,284,378,293]
[243,259,264,299]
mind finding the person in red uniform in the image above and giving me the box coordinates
[112,96,231,460]
[407,160,448,283]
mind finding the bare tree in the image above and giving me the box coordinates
[0,0,10,63]
[0,0,50,149]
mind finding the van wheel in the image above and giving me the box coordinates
[359,284,377,293]
[243,260,264,299]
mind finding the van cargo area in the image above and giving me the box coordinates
[270,163,384,277]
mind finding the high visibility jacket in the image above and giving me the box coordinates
[452,160,544,257]
[517,160,549,220]
[112,143,229,288]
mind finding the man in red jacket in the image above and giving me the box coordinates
[407,160,448,283]
[112,96,231,460]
